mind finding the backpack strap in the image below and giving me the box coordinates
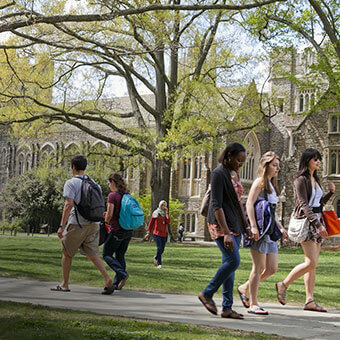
[73,175,87,228]
[74,205,82,228]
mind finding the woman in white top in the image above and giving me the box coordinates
[238,151,288,315]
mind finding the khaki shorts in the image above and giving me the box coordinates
[62,223,99,257]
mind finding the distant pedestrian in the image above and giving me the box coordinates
[178,223,184,242]
[198,142,252,319]
[51,154,113,293]
[145,200,170,269]
[275,148,335,312]
[102,173,131,294]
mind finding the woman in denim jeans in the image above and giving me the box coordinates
[145,200,170,269]
[102,173,131,294]
[199,143,252,319]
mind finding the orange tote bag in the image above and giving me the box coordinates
[323,210,340,237]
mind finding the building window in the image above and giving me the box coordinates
[194,157,202,179]
[311,93,315,106]
[186,214,191,232]
[191,214,196,232]
[337,199,340,217]
[18,154,25,175]
[1,148,6,168]
[241,132,260,181]
[330,116,339,133]
[299,95,304,112]
[183,158,191,179]
[279,98,284,113]
[305,94,310,110]
[330,150,340,174]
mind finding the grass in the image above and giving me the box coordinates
[0,300,292,340]
[0,236,340,308]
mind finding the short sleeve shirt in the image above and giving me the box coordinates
[107,191,123,232]
[63,176,100,226]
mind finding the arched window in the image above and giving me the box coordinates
[18,153,25,175]
[299,95,304,112]
[63,143,80,167]
[186,214,191,232]
[311,93,315,107]
[26,153,31,171]
[191,214,196,232]
[194,157,202,179]
[241,132,260,181]
[183,158,191,179]
[305,94,309,110]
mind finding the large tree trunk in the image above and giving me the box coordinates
[150,157,171,215]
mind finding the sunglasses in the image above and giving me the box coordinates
[312,158,321,162]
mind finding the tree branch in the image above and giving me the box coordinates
[0,1,287,33]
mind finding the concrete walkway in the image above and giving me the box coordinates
[0,277,339,339]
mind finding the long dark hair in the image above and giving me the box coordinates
[108,173,127,192]
[295,148,322,184]
[217,142,246,168]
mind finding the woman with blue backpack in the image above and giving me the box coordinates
[237,151,288,315]
[145,200,170,269]
[102,173,131,294]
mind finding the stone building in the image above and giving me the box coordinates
[1,47,340,241]
[174,47,340,241]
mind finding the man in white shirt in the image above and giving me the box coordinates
[51,154,113,293]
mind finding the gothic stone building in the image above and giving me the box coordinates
[1,48,340,241]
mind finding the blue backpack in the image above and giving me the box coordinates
[119,193,144,230]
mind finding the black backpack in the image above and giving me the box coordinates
[74,176,105,226]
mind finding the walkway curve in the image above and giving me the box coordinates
[0,277,339,339]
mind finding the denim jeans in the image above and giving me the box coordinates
[203,234,241,311]
[153,235,167,265]
[103,230,132,286]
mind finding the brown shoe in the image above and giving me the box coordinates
[221,310,244,319]
[304,300,327,312]
[198,293,217,315]
[275,281,287,305]
[101,284,115,295]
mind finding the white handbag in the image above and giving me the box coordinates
[288,214,310,243]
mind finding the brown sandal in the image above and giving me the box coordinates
[275,281,287,305]
[237,287,250,308]
[221,310,244,319]
[304,300,327,312]
[198,293,217,315]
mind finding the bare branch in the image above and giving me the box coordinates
[0,1,287,33]
[0,1,15,11]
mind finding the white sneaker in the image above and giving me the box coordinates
[157,265,162,269]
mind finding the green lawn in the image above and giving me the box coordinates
[0,300,292,340]
[0,236,339,307]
